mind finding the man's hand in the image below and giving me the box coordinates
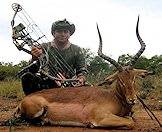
[55,72,66,87]
[31,46,43,58]
[77,75,86,86]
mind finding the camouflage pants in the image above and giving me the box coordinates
[21,72,58,95]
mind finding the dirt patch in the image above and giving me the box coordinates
[0,97,18,123]
[0,97,162,132]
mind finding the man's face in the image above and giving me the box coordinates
[53,29,70,43]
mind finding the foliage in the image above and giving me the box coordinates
[147,55,162,75]
[1,51,162,82]
[87,56,112,83]
[16,60,29,68]
[1,49,162,101]
[0,63,20,80]
[118,54,150,69]
[118,54,162,73]
[0,61,29,80]
[118,54,132,66]
[81,48,94,66]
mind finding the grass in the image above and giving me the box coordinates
[0,79,24,100]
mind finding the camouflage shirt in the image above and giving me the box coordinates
[42,42,87,78]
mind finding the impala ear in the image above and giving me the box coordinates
[34,106,48,118]
[140,71,155,78]
[134,69,154,78]
[98,71,118,86]
[97,80,111,86]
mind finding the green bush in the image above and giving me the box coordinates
[0,65,20,80]
[0,61,29,81]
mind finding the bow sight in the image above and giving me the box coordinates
[12,23,33,54]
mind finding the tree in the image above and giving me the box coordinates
[16,60,29,68]
[81,48,94,66]
[118,54,132,66]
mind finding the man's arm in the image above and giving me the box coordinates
[31,46,43,61]
[75,47,88,85]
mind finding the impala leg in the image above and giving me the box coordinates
[90,109,134,128]
[99,114,133,128]
[19,95,49,119]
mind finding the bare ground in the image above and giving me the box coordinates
[0,97,162,132]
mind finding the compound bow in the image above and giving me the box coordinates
[11,3,80,86]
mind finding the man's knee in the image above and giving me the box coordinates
[22,72,35,82]
[21,72,41,95]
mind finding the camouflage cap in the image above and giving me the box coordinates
[51,19,75,36]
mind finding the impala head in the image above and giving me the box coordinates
[117,68,136,105]
[97,16,148,105]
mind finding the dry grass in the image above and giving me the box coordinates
[0,79,24,100]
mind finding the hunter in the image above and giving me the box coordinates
[21,19,87,95]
